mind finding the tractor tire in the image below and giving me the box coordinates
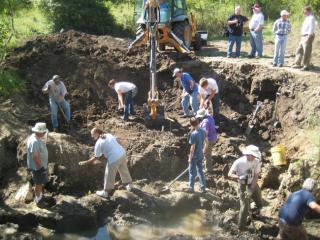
[172,20,192,50]
[193,32,202,51]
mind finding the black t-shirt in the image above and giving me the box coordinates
[227,15,248,36]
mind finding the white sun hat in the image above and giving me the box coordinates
[52,75,60,81]
[32,122,49,133]
[195,108,208,119]
[302,178,316,191]
[172,68,181,77]
[242,145,261,160]
[280,10,290,16]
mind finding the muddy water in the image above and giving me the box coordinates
[41,210,227,239]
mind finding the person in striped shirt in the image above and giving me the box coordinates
[272,10,291,67]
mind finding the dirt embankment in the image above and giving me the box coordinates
[0,30,319,239]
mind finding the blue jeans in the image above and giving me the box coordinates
[49,98,71,128]
[188,157,205,190]
[181,90,199,115]
[249,30,263,57]
[124,88,137,119]
[273,35,288,65]
[227,35,242,57]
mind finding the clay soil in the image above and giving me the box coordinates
[0,30,320,239]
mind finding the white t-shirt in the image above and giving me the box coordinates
[229,156,261,185]
[199,78,219,96]
[43,80,67,100]
[249,12,264,30]
[301,15,316,35]
[115,82,136,93]
[94,134,126,164]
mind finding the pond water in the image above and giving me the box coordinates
[38,210,227,240]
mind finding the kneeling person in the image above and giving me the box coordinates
[228,145,263,230]
[80,128,133,198]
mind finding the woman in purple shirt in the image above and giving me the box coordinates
[195,109,217,173]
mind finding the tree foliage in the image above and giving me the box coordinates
[34,0,117,34]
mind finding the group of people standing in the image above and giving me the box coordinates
[226,4,316,70]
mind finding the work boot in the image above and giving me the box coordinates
[120,116,129,121]
[302,66,310,71]
[53,128,58,132]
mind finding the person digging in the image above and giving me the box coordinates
[228,145,263,230]
[42,75,71,132]
[277,178,320,240]
[79,128,133,198]
[27,122,49,207]
[108,79,138,121]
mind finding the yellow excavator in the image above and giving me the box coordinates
[129,0,206,126]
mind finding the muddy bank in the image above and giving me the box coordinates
[1,30,320,239]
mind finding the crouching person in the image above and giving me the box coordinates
[27,122,49,206]
[228,145,263,230]
[277,178,320,240]
[79,128,133,198]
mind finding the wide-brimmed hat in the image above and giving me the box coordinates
[32,122,48,133]
[242,145,261,159]
[52,75,61,81]
[172,68,181,77]
[195,108,208,119]
[280,10,290,16]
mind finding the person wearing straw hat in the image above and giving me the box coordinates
[42,75,71,132]
[272,10,291,67]
[27,122,49,206]
[195,109,217,173]
[277,178,320,240]
[172,68,199,118]
[228,145,263,230]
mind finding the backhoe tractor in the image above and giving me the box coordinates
[129,0,204,53]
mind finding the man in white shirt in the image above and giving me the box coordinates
[108,79,138,121]
[79,128,133,198]
[248,3,264,58]
[199,78,220,128]
[293,6,316,71]
[42,75,71,132]
[228,145,263,230]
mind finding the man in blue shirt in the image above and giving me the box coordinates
[277,178,320,240]
[173,68,199,118]
[187,117,206,193]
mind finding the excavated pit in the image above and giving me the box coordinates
[1,31,320,239]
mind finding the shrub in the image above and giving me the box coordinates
[0,68,25,97]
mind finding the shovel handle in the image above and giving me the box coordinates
[167,167,189,188]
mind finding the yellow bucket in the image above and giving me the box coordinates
[271,144,287,166]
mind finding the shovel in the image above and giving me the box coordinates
[245,101,263,135]
[159,167,189,194]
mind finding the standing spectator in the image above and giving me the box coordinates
[79,128,133,198]
[277,178,320,240]
[42,75,71,132]
[187,117,206,193]
[27,122,49,206]
[228,145,263,230]
[248,3,264,58]
[272,10,291,67]
[108,79,138,121]
[195,109,217,173]
[172,68,199,118]
[226,6,248,58]
[292,6,316,71]
[199,78,220,128]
